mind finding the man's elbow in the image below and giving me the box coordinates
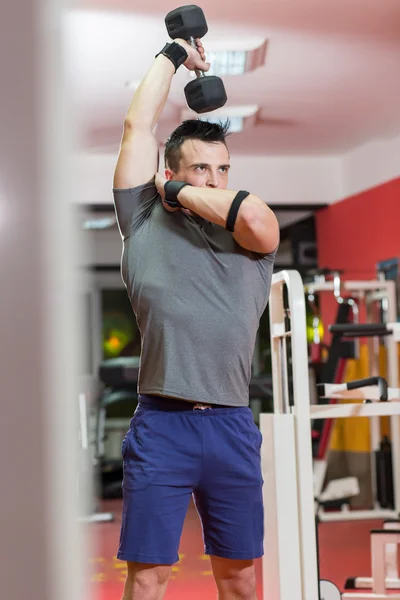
[241,199,280,254]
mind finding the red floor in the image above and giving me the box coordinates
[88,499,393,599]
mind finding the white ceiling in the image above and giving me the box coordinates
[66,0,400,157]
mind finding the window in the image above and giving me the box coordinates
[206,51,247,76]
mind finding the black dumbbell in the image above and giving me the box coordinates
[165,5,227,114]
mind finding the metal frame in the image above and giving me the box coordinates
[262,270,319,600]
[261,270,400,599]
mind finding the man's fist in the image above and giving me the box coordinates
[155,173,194,216]
[155,173,178,213]
[175,38,210,73]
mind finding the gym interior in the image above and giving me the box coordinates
[2,1,400,599]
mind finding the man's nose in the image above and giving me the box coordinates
[206,171,219,188]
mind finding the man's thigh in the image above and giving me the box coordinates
[194,407,264,561]
[118,405,202,565]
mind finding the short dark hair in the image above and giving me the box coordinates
[164,119,230,172]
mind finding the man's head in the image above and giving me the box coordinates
[164,119,231,190]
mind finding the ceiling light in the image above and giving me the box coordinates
[206,50,247,76]
[205,40,268,77]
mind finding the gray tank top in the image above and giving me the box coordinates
[113,178,276,406]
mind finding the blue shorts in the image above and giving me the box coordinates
[117,395,264,565]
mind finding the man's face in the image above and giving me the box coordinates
[165,139,230,190]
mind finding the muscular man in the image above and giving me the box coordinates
[113,35,279,600]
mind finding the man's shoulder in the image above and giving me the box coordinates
[113,179,160,238]
[113,178,159,200]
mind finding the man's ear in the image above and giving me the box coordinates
[164,169,174,181]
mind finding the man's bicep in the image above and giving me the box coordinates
[113,126,159,190]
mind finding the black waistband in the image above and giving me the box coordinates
[138,394,232,411]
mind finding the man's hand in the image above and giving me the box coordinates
[155,172,170,206]
[155,173,193,215]
[175,38,210,73]
[155,173,180,214]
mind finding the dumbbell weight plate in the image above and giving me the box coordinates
[185,76,227,114]
[320,580,342,600]
[165,5,208,40]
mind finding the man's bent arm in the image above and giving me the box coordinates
[178,186,280,255]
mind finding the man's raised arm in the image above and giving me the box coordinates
[113,39,209,190]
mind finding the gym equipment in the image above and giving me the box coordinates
[306,285,324,362]
[332,270,360,360]
[377,257,400,318]
[375,436,394,509]
[319,376,390,402]
[98,356,140,388]
[320,580,342,600]
[319,371,399,516]
[96,357,139,499]
[323,321,400,518]
[306,270,359,469]
[304,275,400,521]
[303,271,362,516]
[77,392,114,524]
[165,5,227,113]
[260,270,400,599]
[345,520,400,594]
[343,528,400,599]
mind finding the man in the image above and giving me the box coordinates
[113,34,279,600]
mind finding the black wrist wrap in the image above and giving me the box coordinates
[164,180,192,208]
[155,42,188,72]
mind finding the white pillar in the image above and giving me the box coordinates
[0,0,86,598]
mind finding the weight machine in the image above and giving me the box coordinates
[304,272,400,521]
[261,270,400,600]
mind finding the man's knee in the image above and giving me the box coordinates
[222,571,256,600]
[133,564,171,587]
[211,557,257,600]
[123,562,171,600]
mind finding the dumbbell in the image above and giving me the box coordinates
[165,5,227,114]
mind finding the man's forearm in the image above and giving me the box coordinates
[178,185,280,254]
[178,186,259,228]
[125,56,175,130]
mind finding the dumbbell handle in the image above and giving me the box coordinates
[189,36,206,79]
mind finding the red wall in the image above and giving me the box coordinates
[315,177,400,341]
[316,177,400,279]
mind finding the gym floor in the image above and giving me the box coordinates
[88,498,393,599]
